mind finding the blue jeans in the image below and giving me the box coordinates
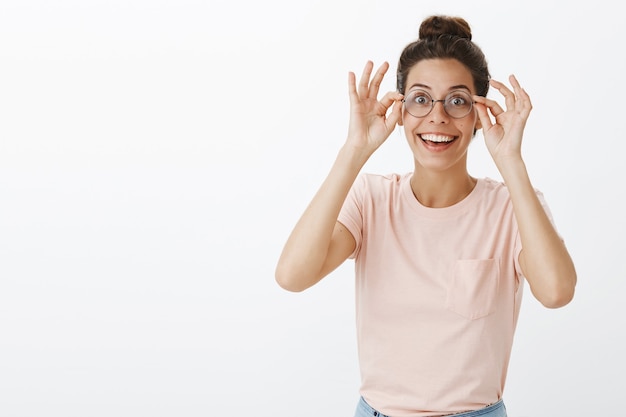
[354,396,507,417]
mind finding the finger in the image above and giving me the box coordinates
[386,98,404,129]
[509,74,533,114]
[358,61,374,99]
[473,95,505,118]
[489,79,516,112]
[368,61,390,99]
[348,71,358,104]
[378,91,403,114]
[473,101,493,131]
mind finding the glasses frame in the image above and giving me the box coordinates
[402,89,475,119]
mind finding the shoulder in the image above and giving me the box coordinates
[357,172,410,191]
[346,172,410,208]
[480,177,544,198]
[479,177,508,198]
[478,177,548,215]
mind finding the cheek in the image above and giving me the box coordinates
[460,114,480,134]
[401,113,424,131]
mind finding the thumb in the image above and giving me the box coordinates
[386,99,403,131]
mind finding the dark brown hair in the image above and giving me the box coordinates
[396,15,490,97]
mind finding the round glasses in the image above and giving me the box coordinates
[402,89,474,119]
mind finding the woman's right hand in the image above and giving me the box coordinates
[275,61,402,293]
[346,61,404,157]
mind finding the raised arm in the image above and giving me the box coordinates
[474,75,577,308]
[275,61,403,292]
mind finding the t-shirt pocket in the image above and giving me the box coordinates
[445,258,500,320]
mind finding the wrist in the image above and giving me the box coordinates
[337,141,372,168]
[496,157,529,184]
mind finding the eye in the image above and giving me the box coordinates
[447,95,468,107]
[410,91,431,106]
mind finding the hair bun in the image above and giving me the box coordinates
[418,15,472,41]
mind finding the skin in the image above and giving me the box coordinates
[275,58,576,308]
[400,58,481,208]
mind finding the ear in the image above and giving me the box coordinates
[474,117,481,131]
[471,113,482,138]
[473,109,482,131]
[398,113,404,127]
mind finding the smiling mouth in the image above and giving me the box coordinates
[419,133,457,144]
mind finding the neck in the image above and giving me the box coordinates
[410,169,476,208]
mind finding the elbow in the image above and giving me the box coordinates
[539,288,575,309]
[275,274,306,293]
[274,263,311,293]
[537,273,577,309]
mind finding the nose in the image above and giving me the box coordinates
[428,99,449,123]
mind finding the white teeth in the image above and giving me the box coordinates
[421,134,454,143]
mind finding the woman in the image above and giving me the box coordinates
[275,15,576,417]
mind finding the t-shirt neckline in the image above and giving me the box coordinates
[401,173,484,219]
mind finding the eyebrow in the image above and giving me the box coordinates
[408,83,472,92]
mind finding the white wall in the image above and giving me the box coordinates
[0,1,623,416]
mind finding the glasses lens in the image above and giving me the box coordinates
[404,90,432,118]
[404,89,474,118]
[444,91,473,118]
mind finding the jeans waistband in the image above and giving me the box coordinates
[356,396,506,417]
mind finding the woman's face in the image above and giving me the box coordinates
[400,58,481,174]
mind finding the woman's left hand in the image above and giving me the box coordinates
[473,75,532,167]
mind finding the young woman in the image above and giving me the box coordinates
[275,15,576,417]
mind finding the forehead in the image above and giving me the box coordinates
[406,58,475,93]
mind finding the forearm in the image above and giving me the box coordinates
[499,158,577,308]
[275,144,368,291]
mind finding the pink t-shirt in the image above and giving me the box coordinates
[338,172,555,416]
